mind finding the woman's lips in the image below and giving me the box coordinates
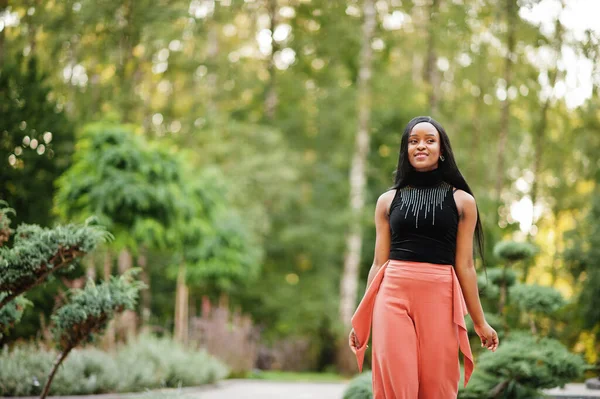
[415,153,428,159]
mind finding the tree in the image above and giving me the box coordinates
[460,332,585,398]
[563,185,600,341]
[494,0,518,224]
[0,202,109,317]
[339,0,377,372]
[0,201,143,398]
[0,55,74,226]
[40,272,144,399]
[509,283,564,335]
[54,122,188,338]
[171,167,262,344]
[493,240,537,321]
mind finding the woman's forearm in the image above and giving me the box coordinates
[455,264,486,326]
[365,264,381,293]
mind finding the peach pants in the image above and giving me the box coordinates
[351,259,473,398]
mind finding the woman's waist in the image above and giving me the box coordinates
[386,259,454,275]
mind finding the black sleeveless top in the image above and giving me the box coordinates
[388,168,459,266]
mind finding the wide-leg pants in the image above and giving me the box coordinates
[351,259,474,398]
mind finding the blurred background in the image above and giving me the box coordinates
[1,0,599,397]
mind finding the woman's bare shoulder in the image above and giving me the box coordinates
[452,188,476,217]
[377,189,397,218]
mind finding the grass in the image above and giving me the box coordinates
[247,370,348,382]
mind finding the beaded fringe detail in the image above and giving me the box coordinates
[398,182,451,228]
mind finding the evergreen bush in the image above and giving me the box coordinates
[484,267,518,288]
[493,241,537,262]
[343,371,373,399]
[509,284,565,315]
[461,332,586,398]
[0,216,110,312]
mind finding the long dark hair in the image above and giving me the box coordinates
[392,116,486,268]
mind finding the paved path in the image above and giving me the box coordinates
[6,379,600,399]
[182,380,348,399]
[188,380,600,399]
[543,383,600,398]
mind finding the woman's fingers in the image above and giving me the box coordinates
[491,331,499,351]
[481,331,499,351]
[348,330,360,351]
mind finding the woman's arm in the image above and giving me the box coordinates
[350,190,393,352]
[365,190,393,291]
[454,190,499,351]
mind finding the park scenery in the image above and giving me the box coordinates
[1,0,599,398]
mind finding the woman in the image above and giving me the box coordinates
[348,116,498,398]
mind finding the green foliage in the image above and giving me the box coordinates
[0,295,32,338]
[0,202,110,340]
[484,267,518,288]
[493,241,537,263]
[3,0,600,371]
[174,166,263,295]
[478,274,500,299]
[0,54,74,227]
[509,284,565,315]
[461,332,586,398]
[0,221,110,300]
[564,187,600,331]
[51,270,145,350]
[343,371,373,399]
[54,122,189,251]
[184,209,262,295]
[0,201,13,245]
[0,335,228,396]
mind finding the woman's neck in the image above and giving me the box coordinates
[406,167,443,187]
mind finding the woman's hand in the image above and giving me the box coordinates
[474,321,499,352]
[348,328,365,354]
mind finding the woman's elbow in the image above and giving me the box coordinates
[455,257,476,273]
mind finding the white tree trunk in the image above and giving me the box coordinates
[264,0,279,120]
[424,0,441,114]
[495,0,516,223]
[339,0,376,330]
[0,0,6,67]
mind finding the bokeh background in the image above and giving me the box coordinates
[1,0,599,397]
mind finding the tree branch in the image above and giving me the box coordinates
[0,247,84,310]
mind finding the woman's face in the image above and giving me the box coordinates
[407,122,442,171]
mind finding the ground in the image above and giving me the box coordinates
[186,380,347,399]
[6,379,600,399]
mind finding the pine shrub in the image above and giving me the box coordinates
[343,371,373,399]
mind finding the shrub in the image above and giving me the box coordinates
[0,334,228,396]
[493,241,537,262]
[460,331,586,398]
[509,284,565,315]
[0,344,54,396]
[0,222,110,311]
[114,334,229,392]
[189,296,259,376]
[484,267,517,288]
[343,371,373,399]
[0,295,31,338]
